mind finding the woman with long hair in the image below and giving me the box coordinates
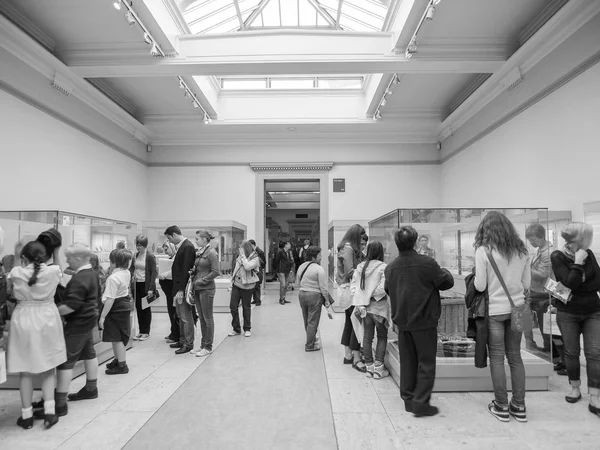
[7,241,66,429]
[351,241,390,379]
[131,235,157,341]
[550,222,600,417]
[474,211,531,422]
[336,224,367,372]
[229,240,260,337]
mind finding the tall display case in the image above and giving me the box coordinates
[369,208,556,391]
[141,221,246,312]
[0,211,138,389]
[584,201,600,260]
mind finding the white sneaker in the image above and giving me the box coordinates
[244,331,252,337]
[190,348,201,355]
[133,334,143,341]
[228,330,241,336]
[138,334,150,341]
[196,348,212,357]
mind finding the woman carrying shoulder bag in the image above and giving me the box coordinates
[228,240,260,338]
[297,246,331,352]
[550,222,600,418]
[474,211,531,423]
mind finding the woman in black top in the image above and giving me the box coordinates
[551,222,600,417]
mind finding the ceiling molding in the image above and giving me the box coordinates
[178,29,393,40]
[437,0,600,141]
[441,49,600,164]
[149,160,440,167]
[518,0,569,46]
[163,0,192,35]
[416,37,515,61]
[217,88,365,98]
[0,1,56,52]
[87,79,138,118]
[0,14,153,145]
[447,74,492,115]
[250,162,334,172]
[0,80,148,166]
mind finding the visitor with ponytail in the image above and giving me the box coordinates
[351,241,390,379]
[6,241,66,429]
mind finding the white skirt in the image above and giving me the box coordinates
[7,299,67,374]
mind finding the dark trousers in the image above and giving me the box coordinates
[195,289,215,351]
[159,279,179,341]
[341,306,360,351]
[252,270,263,303]
[134,281,152,335]
[230,285,253,332]
[557,310,600,389]
[363,313,388,365]
[175,299,195,348]
[524,296,551,348]
[397,327,438,412]
[299,291,322,350]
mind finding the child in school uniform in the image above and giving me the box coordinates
[99,249,133,375]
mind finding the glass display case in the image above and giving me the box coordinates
[584,201,600,260]
[370,208,556,391]
[141,221,246,313]
[0,211,139,389]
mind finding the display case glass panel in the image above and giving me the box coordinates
[370,208,557,390]
[0,211,139,389]
[584,201,600,260]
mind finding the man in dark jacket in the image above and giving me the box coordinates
[273,241,292,305]
[164,226,196,354]
[249,239,266,306]
[385,226,454,417]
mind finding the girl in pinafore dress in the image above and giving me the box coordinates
[99,249,133,375]
[7,241,66,430]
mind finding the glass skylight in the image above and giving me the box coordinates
[176,0,394,34]
[220,76,364,90]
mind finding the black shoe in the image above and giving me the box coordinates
[251,300,257,304]
[305,346,321,352]
[68,387,98,402]
[557,368,568,376]
[34,403,68,420]
[254,301,261,306]
[566,394,582,403]
[589,403,600,415]
[284,300,291,303]
[44,414,59,429]
[343,357,353,365]
[404,401,413,413]
[16,416,34,429]
[170,342,183,348]
[279,300,285,305]
[106,358,118,369]
[106,364,129,375]
[32,399,44,409]
[554,362,566,371]
[413,405,439,417]
[175,346,192,355]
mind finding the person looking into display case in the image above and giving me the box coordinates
[524,224,555,353]
[474,211,531,423]
[336,224,367,373]
[385,226,454,417]
[417,235,436,260]
[550,222,600,417]
[131,235,157,341]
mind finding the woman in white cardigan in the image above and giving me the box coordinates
[351,241,390,379]
[229,240,260,337]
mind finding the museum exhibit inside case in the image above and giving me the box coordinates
[141,221,246,312]
[369,208,557,391]
[0,211,138,389]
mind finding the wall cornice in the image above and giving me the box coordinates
[0,1,55,52]
[250,162,334,172]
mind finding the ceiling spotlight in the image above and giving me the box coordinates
[113,1,121,10]
[125,10,136,25]
[406,37,418,58]
[143,33,152,44]
[381,98,387,107]
[150,42,161,57]
[192,101,199,109]
[204,115,210,124]
[184,90,190,98]
[385,89,393,96]
[179,79,185,90]
[375,111,382,120]
[392,75,400,85]
[425,5,436,20]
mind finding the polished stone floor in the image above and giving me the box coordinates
[1,288,599,449]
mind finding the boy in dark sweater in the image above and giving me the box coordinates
[385,226,454,418]
[35,244,100,418]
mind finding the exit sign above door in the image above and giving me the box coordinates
[333,178,345,192]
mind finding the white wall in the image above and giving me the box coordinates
[0,90,147,224]
[440,61,600,221]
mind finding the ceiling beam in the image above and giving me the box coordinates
[69,56,504,78]
[306,0,337,28]
[336,0,343,29]
[232,0,246,31]
[244,0,271,28]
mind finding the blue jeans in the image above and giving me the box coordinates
[195,289,215,351]
[298,291,322,350]
[230,285,252,332]
[175,299,195,349]
[557,310,600,389]
[363,313,388,365]
[487,313,526,406]
[278,272,289,301]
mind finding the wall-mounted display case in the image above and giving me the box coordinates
[141,221,246,312]
[369,208,556,392]
[0,211,138,389]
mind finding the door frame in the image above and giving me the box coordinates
[255,171,330,278]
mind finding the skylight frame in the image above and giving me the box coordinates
[219,75,365,91]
